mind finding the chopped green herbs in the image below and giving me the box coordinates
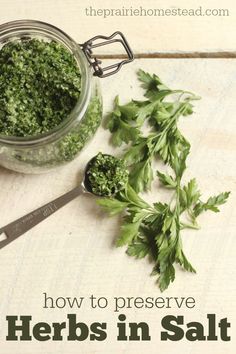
[98,70,230,291]
[86,153,129,197]
[58,96,102,162]
[0,39,81,136]
[0,38,103,171]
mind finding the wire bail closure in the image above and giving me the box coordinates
[80,31,134,78]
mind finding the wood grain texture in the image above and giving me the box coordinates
[0,59,235,353]
[100,51,236,58]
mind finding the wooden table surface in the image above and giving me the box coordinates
[0,0,235,54]
[0,1,235,353]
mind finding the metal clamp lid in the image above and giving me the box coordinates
[80,31,134,78]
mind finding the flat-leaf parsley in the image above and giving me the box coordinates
[98,70,230,291]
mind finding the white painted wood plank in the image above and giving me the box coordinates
[0,59,235,353]
[0,0,235,54]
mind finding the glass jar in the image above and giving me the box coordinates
[0,20,133,173]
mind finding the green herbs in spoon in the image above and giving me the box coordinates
[0,153,128,250]
[85,152,129,197]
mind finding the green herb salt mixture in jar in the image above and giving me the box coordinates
[0,20,133,173]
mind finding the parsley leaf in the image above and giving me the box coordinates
[107,70,200,193]
[157,171,177,189]
[97,198,128,216]
[98,70,230,291]
[105,96,140,146]
[194,192,230,216]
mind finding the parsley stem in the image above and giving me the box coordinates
[180,222,200,230]
[149,101,191,158]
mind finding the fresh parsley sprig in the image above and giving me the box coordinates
[99,70,230,291]
[106,69,200,193]
[98,182,229,291]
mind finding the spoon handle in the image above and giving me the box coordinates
[0,185,85,250]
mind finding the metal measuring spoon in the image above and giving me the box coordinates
[0,155,118,250]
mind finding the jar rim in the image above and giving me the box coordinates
[0,19,91,147]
